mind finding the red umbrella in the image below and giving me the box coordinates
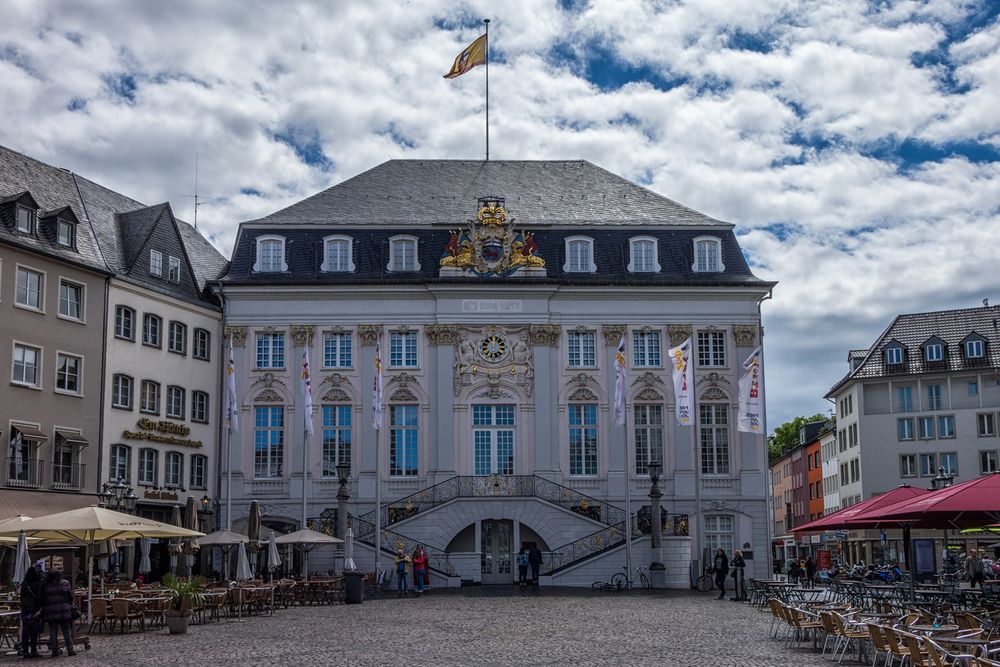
[789,485,930,533]
[865,472,1000,530]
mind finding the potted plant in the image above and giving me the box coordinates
[162,573,204,635]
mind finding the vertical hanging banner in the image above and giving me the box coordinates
[668,337,695,426]
[372,344,383,431]
[738,347,764,433]
[301,348,314,435]
[614,333,627,427]
[226,335,238,433]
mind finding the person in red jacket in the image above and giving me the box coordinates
[412,545,428,594]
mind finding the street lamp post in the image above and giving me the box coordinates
[336,463,351,571]
[647,461,666,588]
[198,494,214,533]
[930,466,956,569]
[97,479,138,577]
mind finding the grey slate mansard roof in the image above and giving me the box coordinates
[225,159,773,288]
[0,145,227,304]
[826,305,1000,397]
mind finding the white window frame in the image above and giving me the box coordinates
[165,451,183,488]
[980,450,999,474]
[115,305,136,341]
[567,330,597,368]
[692,236,725,273]
[190,454,207,489]
[192,390,209,423]
[977,413,995,438]
[322,331,353,368]
[168,321,187,355]
[149,250,163,277]
[627,237,660,273]
[389,330,418,368]
[900,454,917,478]
[938,415,956,439]
[253,235,288,273]
[15,205,36,234]
[897,417,914,441]
[563,236,596,273]
[697,330,727,367]
[54,351,82,396]
[166,385,185,419]
[925,343,944,362]
[321,404,353,478]
[389,404,419,477]
[112,374,133,409]
[15,265,45,312]
[143,313,162,348]
[11,341,42,388]
[138,448,158,486]
[57,279,85,322]
[387,235,420,272]
[110,444,131,482]
[167,255,181,283]
[471,404,515,476]
[193,328,210,361]
[256,333,286,369]
[632,330,662,368]
[703,515,734,555]
[568,403,598,476]
[886,346,903,365]
[56,218,75,247]
[321,235,355,272]
[634,403,663,475]
[966,339,984,358]
[700,403,730,475]
[140,379,160,414]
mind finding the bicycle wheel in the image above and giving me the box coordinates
[697,575,714,592]
[610,572,627,590]
[639,572,650,590]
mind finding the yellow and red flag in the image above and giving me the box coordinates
[444,34,487,79]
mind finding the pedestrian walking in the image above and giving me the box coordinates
[19,566,43,659]
[393,548,411,597]
[730,550,746,601]
[411,545,428,594]
[713,548,729,600]
[805,556,817,589]
[788,558,801,585]
[42,570,74,657]
[966,550,986,589]
[516,547,529,586]
[528,544,543,586]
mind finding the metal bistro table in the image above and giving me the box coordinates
[788,588,825,603]
[0,609,20,650]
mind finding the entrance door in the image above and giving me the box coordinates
[480,520,513,584]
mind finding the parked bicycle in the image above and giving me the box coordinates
[696,564,715,592]
[592,565,651,591]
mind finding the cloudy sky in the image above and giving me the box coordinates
[2,0,999,428]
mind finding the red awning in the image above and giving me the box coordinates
[865,472,1000,529]
[789,485,930,533]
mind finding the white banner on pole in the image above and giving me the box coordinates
[668,336,695,426]
[738,347,764,433]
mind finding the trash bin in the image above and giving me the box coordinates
[344,571,364,604]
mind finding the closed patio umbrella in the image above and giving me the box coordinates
[344,526,356,572]
[275,529,343,580]
[247,501,262,549]
[139,538,152,575]
[183,496,200,574]
[13,530,31,586]
[235,541,253,622]
[266,531,281,613]
[168,505,183,573]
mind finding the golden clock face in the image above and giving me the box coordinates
[479,334,507,362]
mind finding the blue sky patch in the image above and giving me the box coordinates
[66,97,86,111]
[378,122,416,150]
[269,128,334,171]
[103,72,137,103]
[548,38,689,92]
[240,187,262,197]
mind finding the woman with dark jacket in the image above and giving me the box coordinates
[19,566,43,659]
[712,548,729,600]
[730,550,747,601]
[42,571,74,657]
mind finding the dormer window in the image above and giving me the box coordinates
[693,236,724,273]
[966,339,984,359]
[885,346,904,366]
[253,235,288,273]
[168,255,181,282]
[924,343,943,362]
[628,237,660,273]
[16,205,36,234]
[564,236,596,273]
[388,236,419,272]
[56,219,75,247]
[150,250,163,277]
[322,236,355,272]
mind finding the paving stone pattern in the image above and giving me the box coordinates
[61,589,831,667]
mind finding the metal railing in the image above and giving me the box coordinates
[351,517,456,576]
[6,457,43,488]
[356,474,627,530]
[545,513,689,575]
[51,462,86,490]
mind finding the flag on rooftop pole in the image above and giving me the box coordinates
[372,344,383,431]
[226,335,238,433]
[301,348,314,436]
[614,333,627,427]
[738,347,764,433]
[443,33,487,79]
[668,337,695,426]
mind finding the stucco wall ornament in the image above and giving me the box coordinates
[390,388,418,402]
[635,388,664,402]
[528,324,560,346]
[634,371,664,388]
[321,388,351,402]
[255,389,283,403]
[602,325,626,346]
[700,387,727,401]
[425,324,460,345]
[439,197,545,276]
[734,324,758,346]
[290,325,315,347]
[223,326,247,348]
[668,324,692,346]
[358,325,383,346]
[569,388,598,401]
[705,500,737,511]
[454,326,534,398]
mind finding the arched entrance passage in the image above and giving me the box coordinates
[446,520,551,585]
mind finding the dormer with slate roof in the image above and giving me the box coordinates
[0,191,40,236]
[961,331,988,366]
[38,205,80,250]
[883,339,907,372]
[920,335,948,370]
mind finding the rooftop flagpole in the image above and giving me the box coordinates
[484,18,490,161]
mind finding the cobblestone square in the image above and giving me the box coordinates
[55,589,831,667]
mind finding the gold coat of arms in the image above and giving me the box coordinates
[440,197,545,276]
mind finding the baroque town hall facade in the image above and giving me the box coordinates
[219,160,774,586]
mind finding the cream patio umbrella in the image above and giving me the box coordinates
[235,541,253,622]
[198,529,249,580]
[274,529,344,580]
[0,505,203,619]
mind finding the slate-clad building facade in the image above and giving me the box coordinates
[220,159,774,586]
[0,146,227,555]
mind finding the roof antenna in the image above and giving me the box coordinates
[184,152,211,229]
[984,298,990,308]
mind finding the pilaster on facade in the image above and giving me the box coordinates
[290,324,315,347]
[224,325,247,347]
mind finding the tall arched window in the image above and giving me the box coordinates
[254,404,285,478]
[628,237,660,273]
[564,236,596,273]
[699,402,730,475]
[692,236,724,273]
[321,236,355,272]
[388,236,420,272]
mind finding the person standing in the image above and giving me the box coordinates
[393,549,411,597]
[713,548,729,600]
[527,544,543,586]
[516,547,529,586]
[966,550,986,589]
[805,556,817,589]
[42,570,74,657]
[19,566,43,659]
[411,546,428,594]
[730,550,746,601]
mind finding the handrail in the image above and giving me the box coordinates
[356,474,627,530]
[544,512,690,575]
[352,517,456,577]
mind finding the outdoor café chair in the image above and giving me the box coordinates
[885,627,924,667]
[109,597,144,634]
[89,598,112,634]
[831,611,871,664]
[867,623,894,667]
[925,639,977,667]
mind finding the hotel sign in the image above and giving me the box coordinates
[144,489,179,501]
[122,418,203,448]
